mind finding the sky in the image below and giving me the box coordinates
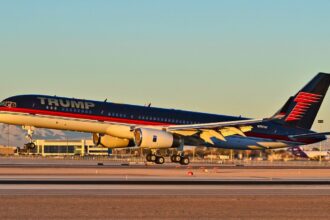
[0,0,329,131]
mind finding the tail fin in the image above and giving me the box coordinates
[288,147,309,158]
[273,72,330,129]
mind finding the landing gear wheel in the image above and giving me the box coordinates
[174,155,181,163]
[155,156,165,165]
[24,143,36,150]
[146,154,157,162]
[180,156,190,165]
[171,155,182,163]
[150,155,157,162]
[146,154,152,162]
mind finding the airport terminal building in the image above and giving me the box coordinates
[30,139,111,156]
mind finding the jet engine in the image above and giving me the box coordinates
[134,128,183,149]
[93,133,135,148]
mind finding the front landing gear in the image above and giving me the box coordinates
[22,126,36,150]
[24,142,36,150]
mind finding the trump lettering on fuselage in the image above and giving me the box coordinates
[37,97,95,110]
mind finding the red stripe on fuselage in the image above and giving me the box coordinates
[0,107,172,126]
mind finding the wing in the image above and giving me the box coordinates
[165,118,268,145]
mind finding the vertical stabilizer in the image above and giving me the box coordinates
[273,73,330,129]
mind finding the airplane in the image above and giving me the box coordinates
[288,146,330,160]
[0,72,329,165]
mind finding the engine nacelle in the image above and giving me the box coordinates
[93,134,135,148]
[134,128,183,149]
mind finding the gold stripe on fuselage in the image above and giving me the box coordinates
[0,111,134,139]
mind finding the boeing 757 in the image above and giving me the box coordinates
[288,146,330,160]
[0,73,329,165]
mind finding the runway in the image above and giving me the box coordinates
[0,168,329,196]
[1,177,330,184]
[0,183,329,220]
[0,158,329,219]
[1,157,330,169]
[0,182,330,196]
[0,157,330,191]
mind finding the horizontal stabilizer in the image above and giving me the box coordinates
[289,132,330,139]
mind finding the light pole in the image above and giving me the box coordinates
[193,147,195,162]
[317,120,324,162]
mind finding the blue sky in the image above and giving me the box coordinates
[0,0,329,131]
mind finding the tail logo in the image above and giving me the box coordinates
[285,92,322,122]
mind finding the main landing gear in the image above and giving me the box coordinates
[22,126,36,150]
[146,153,165,165]
[146,151,190,165]
[171,153,190,165]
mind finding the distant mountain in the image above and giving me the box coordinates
[0,123,91,147]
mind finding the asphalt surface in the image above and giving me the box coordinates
[1,177,330,185]
[1,195,329,220]
[0,184,330,196]
[0,158,329,219]
[0,157,329,169]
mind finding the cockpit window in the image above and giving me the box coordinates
[0,101,17,108]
